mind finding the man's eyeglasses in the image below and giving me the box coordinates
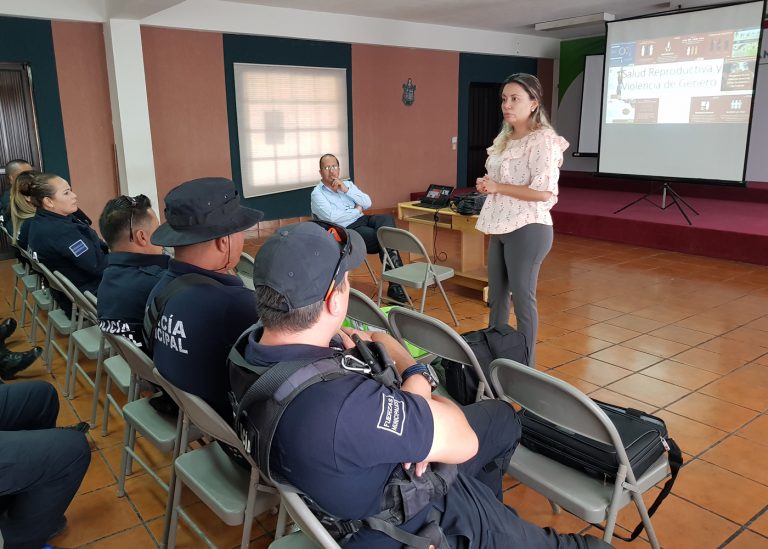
[115,195,138,242]
[320,165,340,172]
[311,220,350,300]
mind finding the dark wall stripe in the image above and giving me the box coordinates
[0,16,69,180]
[457,53,537,188]
[222,34,352,220]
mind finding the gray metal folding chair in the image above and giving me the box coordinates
[270,488,341,549]
[13,247,39,328]
[153,369,279,549]
[37,267,76,372]
[489,358,669,549]
[376,226,458,326]
[387,306,493,401]
[347,288,392,333]
[234,251,256,290]
[53,272,111,427]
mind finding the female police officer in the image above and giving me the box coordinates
[24,173,108,311]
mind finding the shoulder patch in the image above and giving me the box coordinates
[69,239,88,257]
[377,393,406,436]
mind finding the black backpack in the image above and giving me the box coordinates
[441,324,528,405]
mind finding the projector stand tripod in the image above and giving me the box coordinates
[614,182,699,225]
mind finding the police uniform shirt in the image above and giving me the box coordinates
[97,251,169,350]
[147,258,259,419]
[26,208,108,294]
[243,328,435,549]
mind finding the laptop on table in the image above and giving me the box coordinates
[417,184,453,209]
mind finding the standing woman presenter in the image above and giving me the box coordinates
[475,73,569,367]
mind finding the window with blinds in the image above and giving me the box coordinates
[233,63,350,197]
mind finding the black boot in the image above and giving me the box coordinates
[0,318,17,347]
[0,346,43,380]
[387,249,404,269]
[387,284,409,304]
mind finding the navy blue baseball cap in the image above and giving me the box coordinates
[152,177,263,246]
[253,221,365,311]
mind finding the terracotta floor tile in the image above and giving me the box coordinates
[48,485,142,547]
[632,305,694,324]
[587,388,659,412]
[545,332,614,355]
[606,374,690,408]
[581,526,651,548]
[750,511,768,537]
[673,460,768,524]
[699,364,768,412]
[79,524,159,548]
[648,324,714,346]
[699,336,768,363]
[536,322,572,342]
[605,314,668,334]
[701,435,768,486]
[723,325,768,347]
[564,304,624,322]
[666,393,758,432]
[619,492,737,549]
[503,484,589,533]
[539,312,598,331]
[555,357,634,386]
[621,334,690,358]
[736,415,768,447]
[641,360,722,390]
[654,410,728,455]
[747,316,768,332]
[671,347,746,375]
[78,450,117,495]
[725,530,768,548]
[675,314,743,336]
[576,322,641,344]
[535,342,582,368]
[545,368,601,394]
[589,345,662,372]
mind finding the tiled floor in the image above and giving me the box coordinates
[2,232,767,548]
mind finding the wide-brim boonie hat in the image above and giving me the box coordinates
[152,177,264,247]
[253,221,365,311]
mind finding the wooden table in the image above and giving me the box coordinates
[397,201,489,300]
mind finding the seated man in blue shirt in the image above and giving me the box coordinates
[231,221,609,549]
[310,153,408,304]
[97,194,169,350]
[146,177,263,419]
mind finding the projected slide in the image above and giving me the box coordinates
[598,1,764,183]
[605,28,759,125]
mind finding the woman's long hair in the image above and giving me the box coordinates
[489,73,553,156]
[10,170,38,244]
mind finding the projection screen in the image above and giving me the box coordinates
[598,1,765,184]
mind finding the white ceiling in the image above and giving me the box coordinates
[219,0,744,39]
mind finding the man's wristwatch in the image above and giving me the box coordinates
[401,363,439,390]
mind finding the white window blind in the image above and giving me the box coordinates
[233,63,350,197]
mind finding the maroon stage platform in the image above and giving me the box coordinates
[413,174,768,265]
[553,173,768,266]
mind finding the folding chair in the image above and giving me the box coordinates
[23,249,54,344]
[13,248,39,328]
[270,488,341,549]
[347,287,391,333]
[37,267,77,373]
[234,251,255,290]
[387,306,493,401]
[153,369,279,549]
[376,226,458,326]
[53,272,111,426]
[489,358,670,549]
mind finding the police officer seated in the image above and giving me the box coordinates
[145,177,263,420]
[230,221,610,549]
[22,173,108,315]
[0,380,91,549]
[97,194,169,351]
